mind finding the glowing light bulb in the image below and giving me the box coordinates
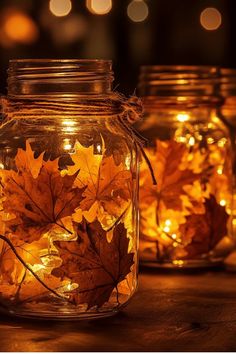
[86,0,112,15]
[63,138,72,151]
[188,137,195,146]
[165,219,171,226]
[171,234,177,239]
[127,0,149,23]
[49,0,72,17]
[163,226,170,233]
[220,199,226,207]
[217,167,223,175]
[200,7,222,31]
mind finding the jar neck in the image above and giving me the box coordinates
[220,68,236,98]
[7,59,114,100]
[138,65,222,106]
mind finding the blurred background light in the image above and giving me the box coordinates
[127,0,149,23]
[86,0,112,15]
[0,9,38,46]
[50,15,88,45]
[49,0,72,17]
[200,7,222,31]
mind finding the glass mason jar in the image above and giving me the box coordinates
[0,59,139,319]
[220,68,236,237]
[136,65,234,268]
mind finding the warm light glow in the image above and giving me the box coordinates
[3,12,38,44]
[49,0,72,17]
[200,7,222,31]
[176,113,189,122]
[207,137,214,144]
[171,234,177,239]
[86,0,112,15]
[217,167,223,175]
[165,219,171,226]
[96,144,102,154]
[0,163,4,169]
[127,0,149,23]
[189,137,195,146]
[63,138,72,151]
[163,226,170,233]
[62,120,76,133]
[220,199,226,207]
[218,138,227,147]
[173,260,184,266]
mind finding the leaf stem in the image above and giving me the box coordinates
[0,234,66,301]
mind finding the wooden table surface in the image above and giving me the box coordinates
[1,268,236,352]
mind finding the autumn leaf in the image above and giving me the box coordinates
[0,235,62,301]
[140,140,200,211]
[66,141,132,226]
[52,219,134,308]
[178,195,229,259]
[0,141,85,242]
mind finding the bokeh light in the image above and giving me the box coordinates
[49,0,72,17]
[200,7,222,31]
[127,0,149,23]
[0,9,38,46]
[86,0,112,15]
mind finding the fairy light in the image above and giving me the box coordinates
[86,0,112,15]
[63,138,72,151]
[96,143,102,154]
[218,138,227,147]
[127,0,149,23]
[176,113,189,122]
[200,7,222,31]
[207,137,214,144]
[220,199,226,207]
[217,167,223,175]
[173,260,184,266]
[173,242,178,248]
[171,234,177,240]
[49,0,72,17]
[0,163,4,169]
[188,137,195,146]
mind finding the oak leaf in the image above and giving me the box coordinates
[52,219,134,308]
[0,142,85,242]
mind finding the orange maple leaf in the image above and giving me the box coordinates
[140,140,200,211]
[179,195,229,259]
[66,141,132,226]
[52,219,134,308]
[0,141,85,243]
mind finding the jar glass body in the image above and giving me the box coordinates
[0,60,139,319]
[137,66,234,268]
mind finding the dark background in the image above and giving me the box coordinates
[0,0,235,95]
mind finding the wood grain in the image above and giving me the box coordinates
[1,269,236,352]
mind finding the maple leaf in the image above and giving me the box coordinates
[140,140,200,212]
[179,195,229,259]
[52,219,134,308]
[0,141,85,242]
[66,141,132,225]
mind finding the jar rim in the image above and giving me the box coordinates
[9,59,112,64]
[7,59,114,97]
